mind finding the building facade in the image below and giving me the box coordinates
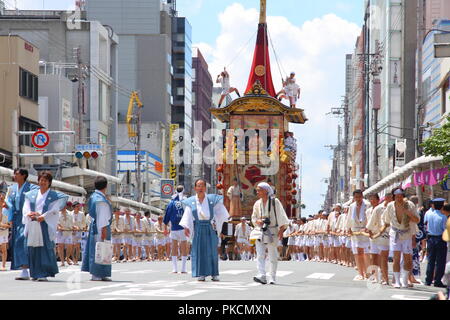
[192,48,213,185]
[171,16,194,193]
[0,10,120,177]
[0,35,41,167]
[86,0,173,184]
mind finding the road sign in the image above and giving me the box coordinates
[160,179,175,199]
[31,130,50,151]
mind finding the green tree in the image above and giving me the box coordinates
[421,115,450,165]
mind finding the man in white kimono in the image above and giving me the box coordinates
[251,182,289,285]
[180,178,229,281]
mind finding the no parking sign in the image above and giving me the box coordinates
[31,130,50,152]
[161,179,175,199]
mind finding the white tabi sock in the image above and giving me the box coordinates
[171,256,178,273]
[400,270,409,288]
[181,256,187,273]
[393,272,401,287]
[20,269,29,278]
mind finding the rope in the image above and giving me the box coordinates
[225,30,258,69]
[267,28,287,82]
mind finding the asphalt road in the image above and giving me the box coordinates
[0,259,443,300]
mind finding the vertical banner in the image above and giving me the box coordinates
[170,124,179,185]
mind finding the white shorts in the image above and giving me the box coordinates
[133,237,143,247]
[170,230,187,242]
[72,232,82,244]
[295,237,302,247]
[288,237,296,246]
[390,238,413,255]
[221,86,231,95]
[142,239,152,246]
[345,237,352,249]
[333,237,341,247]
[236,238,249,246]
[155,238,166,246]
[112,236,123,245]
[56,234,73,245]
[369,242,390,254]
[123,237,134,245]
[0,235,8,244]
[323,238,331,248]
[351,240,370,255]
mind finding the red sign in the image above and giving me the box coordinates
[24,43,34,53]
[31,130,50,150]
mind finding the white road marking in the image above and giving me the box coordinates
[306,273,335,280]
[276,271,294,277]
[220,270,252,275]
[121,270,157,274]
[51,283,132,297]
[391,294,431,301]
[101,288,207,298]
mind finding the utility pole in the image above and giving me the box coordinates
[416,0,425,157]
[75,47,84,146]
[416,0,426,207]
[135,104,142,202]
[343,97,350,201]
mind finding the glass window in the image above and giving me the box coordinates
[19,68,38,102]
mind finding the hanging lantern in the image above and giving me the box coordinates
[292,182,297,188]
[218,175,222,182]
[216,184,223,190]
[292,199,297,205]
[291,190,297,195]
[216,165,224,173]
[286,177,293,184]
[292,173,298,179]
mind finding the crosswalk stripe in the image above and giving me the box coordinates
[276,271,293,277]
[306,273,335,280]
[51,283,133,296]
[220,270,252,275]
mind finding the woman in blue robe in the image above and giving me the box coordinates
[22,171,68,281]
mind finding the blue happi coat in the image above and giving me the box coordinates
[182,194,222,278]
[163,194,185,231]
[6,182,39,270]
[25,188,68,279]
[81,190,112,278]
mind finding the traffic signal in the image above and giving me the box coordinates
[75,150,103,159]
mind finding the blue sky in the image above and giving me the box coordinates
[177,0,364,43]
[12,0,365,216]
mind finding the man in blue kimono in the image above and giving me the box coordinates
[4,168,39,280]
[22,171,68,281]
[179,179,229,281]
[164,185,188,274]
[82,176,113,281]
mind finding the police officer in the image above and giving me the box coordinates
[424,198,448,288]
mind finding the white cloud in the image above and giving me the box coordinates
[197,3,361,212]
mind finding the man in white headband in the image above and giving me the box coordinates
[251,182,289,285]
